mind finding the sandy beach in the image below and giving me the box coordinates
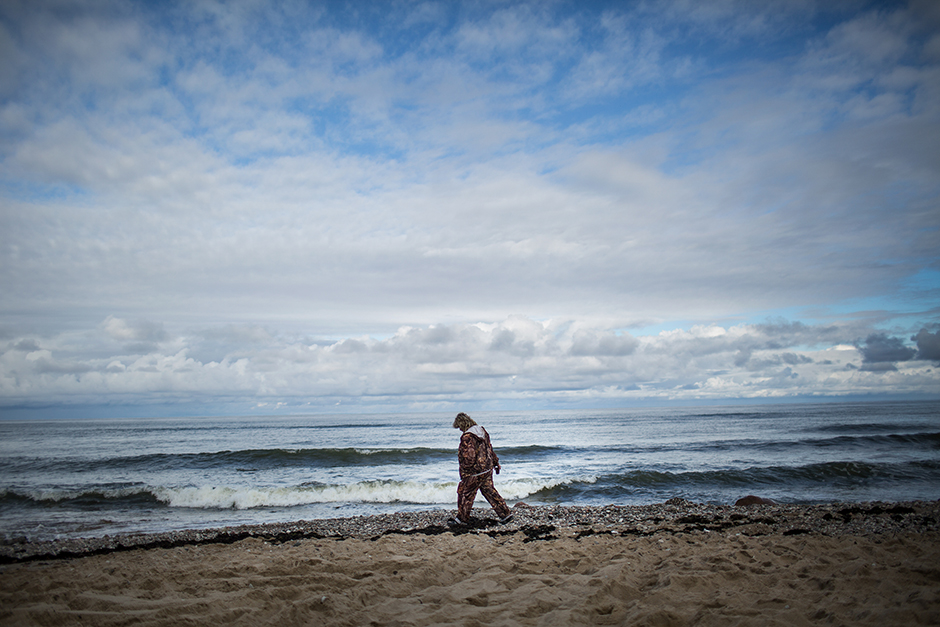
[2,500,938,626]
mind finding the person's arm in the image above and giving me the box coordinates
[486,432,501,473]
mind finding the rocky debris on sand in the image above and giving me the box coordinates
[735,495,778,506]
[2,500,938,564]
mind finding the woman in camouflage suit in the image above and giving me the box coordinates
[449,412,513,526]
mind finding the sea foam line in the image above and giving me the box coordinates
[0,475,596,509]
[155,476,597,509]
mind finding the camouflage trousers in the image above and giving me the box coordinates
[457,471,511,521]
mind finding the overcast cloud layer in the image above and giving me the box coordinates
[1,0,938,417]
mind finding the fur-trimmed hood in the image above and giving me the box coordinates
[465,425,487,439]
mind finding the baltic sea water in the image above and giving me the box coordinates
[1,400,937,542]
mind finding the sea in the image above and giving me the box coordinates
[1,400,938,543]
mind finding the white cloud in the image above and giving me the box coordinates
[0,0,937,412]
[2,315,937,412]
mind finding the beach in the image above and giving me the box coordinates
[2,500,938,626]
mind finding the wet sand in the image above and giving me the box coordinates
[2,501,938,626]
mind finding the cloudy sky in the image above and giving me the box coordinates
[1,0,938,418]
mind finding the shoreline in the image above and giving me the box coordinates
[3,498,938,564]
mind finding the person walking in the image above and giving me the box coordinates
[449,412,513,526]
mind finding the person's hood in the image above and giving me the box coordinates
[466,425,487,439]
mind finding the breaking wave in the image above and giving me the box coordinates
[0,475,594,510]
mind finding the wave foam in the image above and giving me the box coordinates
[0,475,600,510]
[155,481,455,509]
[155,476,597,509]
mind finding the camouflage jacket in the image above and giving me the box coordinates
[458,425,500,479]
